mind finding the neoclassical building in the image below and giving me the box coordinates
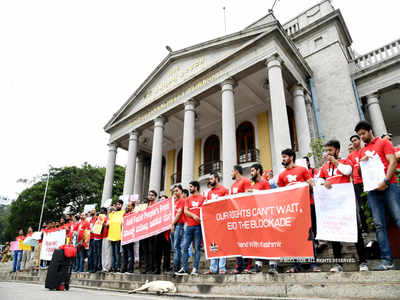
[101,0,400,203]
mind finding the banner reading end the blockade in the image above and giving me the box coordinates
[122,198,173,245]
[201,183,314,259]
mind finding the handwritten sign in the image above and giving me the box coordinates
[314,183,357,243]
[360,156,386,192]
[40,230,66,260]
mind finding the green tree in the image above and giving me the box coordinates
[0,205,11,243]
[3,163,125,241]
[307,138,325,168]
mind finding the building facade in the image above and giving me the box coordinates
[101,0,400,203]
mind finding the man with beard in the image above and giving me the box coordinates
[278,148,319,273]
[176,181,205,276]
[87,208,98,273]
[246,164,275,274]
[203,172,229,275]
[347,135,369,234]
[230,165,251,274]
[172,185,186,273]
[319,139,368,272]
[355,121,400,271]
[108,200,124,273]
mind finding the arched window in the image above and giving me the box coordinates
[236,121,256,163]
[160,156,166,191]
[176,149,183,183]
[287,106,298,152]
[202,135,220,176]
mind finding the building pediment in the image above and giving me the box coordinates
[104,20,279,132]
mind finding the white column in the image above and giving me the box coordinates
[133,153,144,199]
[123,130,139,196]
[266,55,292,172]
[366,93,387,137]
[148,116,165,195]
[181,100,196,188]
[101,143,117,205]
[221,78,237,188]
[292,84,312,157]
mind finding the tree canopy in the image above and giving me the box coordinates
[2,163,125,242]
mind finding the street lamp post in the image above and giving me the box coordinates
[38,168,50,231]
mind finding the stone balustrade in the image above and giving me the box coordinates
[354,38,400,70]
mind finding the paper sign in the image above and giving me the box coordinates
[360,156,386,192]
[92,215,105,235]
[103,199,112,208]
[129,194,139,203]
[40,230,66,260]
[314,183,357,243]
[10,241,20,251]
[84,204,96,214]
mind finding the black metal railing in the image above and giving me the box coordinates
[238,148,260,164]
[198,160,223,177]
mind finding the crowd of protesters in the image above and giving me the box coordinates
[5,120,400,275]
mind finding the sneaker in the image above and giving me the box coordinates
[374,261,394,271]
[330,264,343,273]
[190,268,199,275]
[359,263,369,272]
[175,268,188,276]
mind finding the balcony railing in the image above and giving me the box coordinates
[238,148,260,164]
[170,172,181,185]
[199,160,223,177]
[354,38,400,70]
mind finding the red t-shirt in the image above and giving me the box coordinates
[278,165,313,204]
[174,198,186,225]
[395,147,400,170]
[102,216,109,239]
[278,165,311,187]
[207,185,229,200]
[347,150,363,184]
[89,217,97,240]
[185,194,205,227]
[359,137,396,184]
[16,235,25,242]
[319,158,352,184]
[230,177,251,194]
[77,220,89,242]
[251,179,271,190]
[308,168,319,178]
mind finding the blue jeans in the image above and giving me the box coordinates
[111,241,121,271]
[173,224,184,271]
[122,243,134,273]
[182,225,202,272]
[77,246,87,272]
[12,250,22,272]
[94,239,102,271]
[210,258,226,273]
[367,183,400,263]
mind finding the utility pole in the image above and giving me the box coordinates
[38,168,50,231]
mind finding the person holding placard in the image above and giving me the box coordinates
[108,199,125,273]
[319,139,368,272]
[355,121,400,271]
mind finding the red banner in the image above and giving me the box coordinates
[201,183,314,259]
[121,198,173,245]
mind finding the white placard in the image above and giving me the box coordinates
[295,158,308,169]
[84,204,96,214]
[40,230,66,261]
[359,155,386,192]
[129,194,139,203]
[314,183,357,243]
[103,198,112,208]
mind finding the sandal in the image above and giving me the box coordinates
[202,270,214,275]
[286,267,299,273]
[219,270,226,274]
[231,269,241,274]
[312,266,321,272]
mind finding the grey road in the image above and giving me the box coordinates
[0,282,186,300]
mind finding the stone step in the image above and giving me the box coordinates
[1,264,400,299]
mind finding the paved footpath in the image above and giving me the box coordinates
[0,281,186,300]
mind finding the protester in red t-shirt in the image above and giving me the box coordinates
[319,139,368,272]
[176,181,205,276]
[355,121,400,271]
[203,172,229,275]
[75,212,90,272]
[278,148,319,273]
[230,165,251,195]
[172,185,186,273]
[347,134,369,234]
